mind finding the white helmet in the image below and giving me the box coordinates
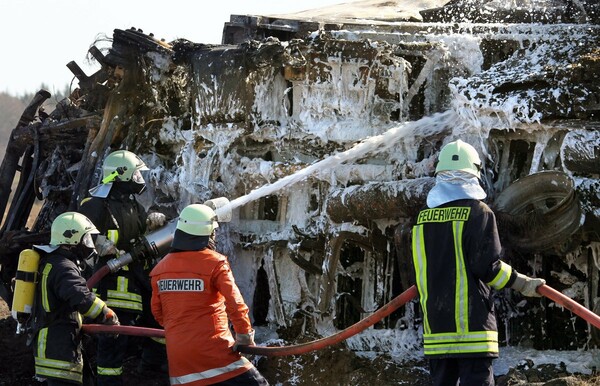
[176,204,218,236]
[50,212,99,246]
[171,204,218,251]
[36,212,99,253]
[102,150,149,183]
[435,140,482,178]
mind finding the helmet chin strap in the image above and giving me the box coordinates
[133,181,146,195]
[110,180,146,196]
[207,232,217,250]
[72,242,98,263]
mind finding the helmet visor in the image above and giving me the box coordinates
[81,232,96,249]
[132,169,145,185]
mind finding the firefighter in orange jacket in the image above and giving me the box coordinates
[150,204,269,385]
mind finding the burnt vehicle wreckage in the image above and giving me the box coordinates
[2,0,600,382]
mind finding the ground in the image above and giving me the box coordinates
[2,299,600,385]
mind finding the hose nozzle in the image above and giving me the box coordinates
[106,253,133,272]
[204,197,232,222]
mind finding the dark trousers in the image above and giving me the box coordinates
[429,357,495,386]
[96,332,128,386]
[96,311,167,386]
[212,367,270,386]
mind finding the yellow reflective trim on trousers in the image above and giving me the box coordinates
[82,297,106,319]
[412,224,431,334]
[41,264,53,312]
[170,357,251,385]
[98,366,123,376]
[487,260,513,290]
[453,220,468,334]
[151,336,166,344]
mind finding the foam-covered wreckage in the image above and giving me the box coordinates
[1,0,600,354]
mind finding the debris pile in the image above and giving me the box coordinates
[1,0,600,383]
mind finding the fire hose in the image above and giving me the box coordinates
[82,285,419,356]
[87,264,110,289]
[537,284,600,330]
[241,285,418,356]
[82,283,600,357]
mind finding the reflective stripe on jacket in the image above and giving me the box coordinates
[411,199,516,358]
[104,268,144,311]
[150,249,254,385]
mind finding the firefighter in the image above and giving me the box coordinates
[150,204,269,385]
[411,140,546,386]
[31,212,119,386]
[79,149,167,386]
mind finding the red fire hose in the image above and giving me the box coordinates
[82,324,164,337]
[537,284,600,330]
[239,285,418,356]
[87,265,110,289]
[82,285,419,356]
[81,284,600,357]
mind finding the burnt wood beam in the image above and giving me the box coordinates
[10,116,101,149]
[0,90,51,232]
[69,118,101,209]
[326,178,435,223]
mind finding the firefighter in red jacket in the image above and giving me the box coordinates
[32,212,119,386]
[150,204,269,385]
[412,140,546,386]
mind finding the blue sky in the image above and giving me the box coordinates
[0,0,344,95]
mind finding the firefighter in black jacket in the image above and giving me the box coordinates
[79,150,166,386]
[32,212,119,386]
[411,140,545,386]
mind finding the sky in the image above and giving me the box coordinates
[0,0,346,96]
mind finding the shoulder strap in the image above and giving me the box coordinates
[103,199,120,230]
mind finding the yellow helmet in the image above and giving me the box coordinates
[176,204,218,237]
[102,150,149,184]
[50,212,99,246]
[435,140,482,178]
